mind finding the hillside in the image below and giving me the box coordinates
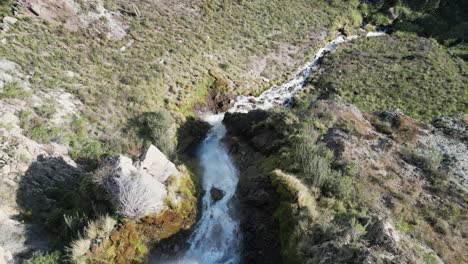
[0,0,467,263]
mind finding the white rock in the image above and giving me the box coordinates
[3,17,17,25]
[102,151,170,219]
[140,145,180,182]
[0,59,18,72]
[65,70,78,78]
[0,164,10,175]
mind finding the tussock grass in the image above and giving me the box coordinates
[272,169,318,221]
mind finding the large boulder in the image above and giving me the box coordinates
[100,145,184,219]
[140,145,180,182]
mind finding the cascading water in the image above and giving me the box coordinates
[154,31,385,264]
[160,114,241,264]
[182,114,240,263]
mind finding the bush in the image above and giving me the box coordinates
[102,170,166,219]
[434,219,450,235]
[401,146,447,185]
[25,251,62,264]
[349,217,367,242]
[67,134,104,168]
[68,215,117,263]
[136,110,176,157]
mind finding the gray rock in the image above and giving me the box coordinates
[210,187,225,202]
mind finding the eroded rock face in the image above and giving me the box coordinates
[222,120,282,264]
[100,145,181,219]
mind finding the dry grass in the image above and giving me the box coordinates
[272,169,318,221]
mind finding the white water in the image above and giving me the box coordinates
[230,31,386,113]
[162,114,241,264]
[158,31,386,264]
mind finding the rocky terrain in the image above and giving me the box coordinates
[224,100,467,263]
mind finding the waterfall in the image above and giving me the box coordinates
[160,114,241,264]
[182,114,241,263]
[155,31,385,264]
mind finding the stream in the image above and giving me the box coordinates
[158,31,385,264]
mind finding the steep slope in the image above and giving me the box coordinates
[223,101,467,263]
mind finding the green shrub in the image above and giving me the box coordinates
[292,124,334,188]
[67,134,104,163]
[34,104,56,119]
[434,219,450,235]
[400,146,448,186]
[25,251,62,264]
[349,217,367,242]
[26,125,63,143]
[136,110,176,157]
[0,0,15,18]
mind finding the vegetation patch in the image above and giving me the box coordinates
[0,81,31,99]
[310,33,467,121]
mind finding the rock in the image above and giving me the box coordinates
[0,164,10,175]
[0,246,13,263]
[101,154,168,219]
[3,17,17,25]
[432,114,468,141]
[365,217,400,253]
[176,117,211,157]
[140,145,180,182]
[210,187,225,202]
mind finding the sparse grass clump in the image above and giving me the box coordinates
[0,81,31,99]
[291,125,335,188]
[272,169,318,221]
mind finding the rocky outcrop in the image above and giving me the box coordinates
[0,59,85,262]
[71,145,197,263]
[19,0,127,39]
[99,145,183,219]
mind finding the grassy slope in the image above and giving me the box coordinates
[0,0,363,157]
[310,33,467,121]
